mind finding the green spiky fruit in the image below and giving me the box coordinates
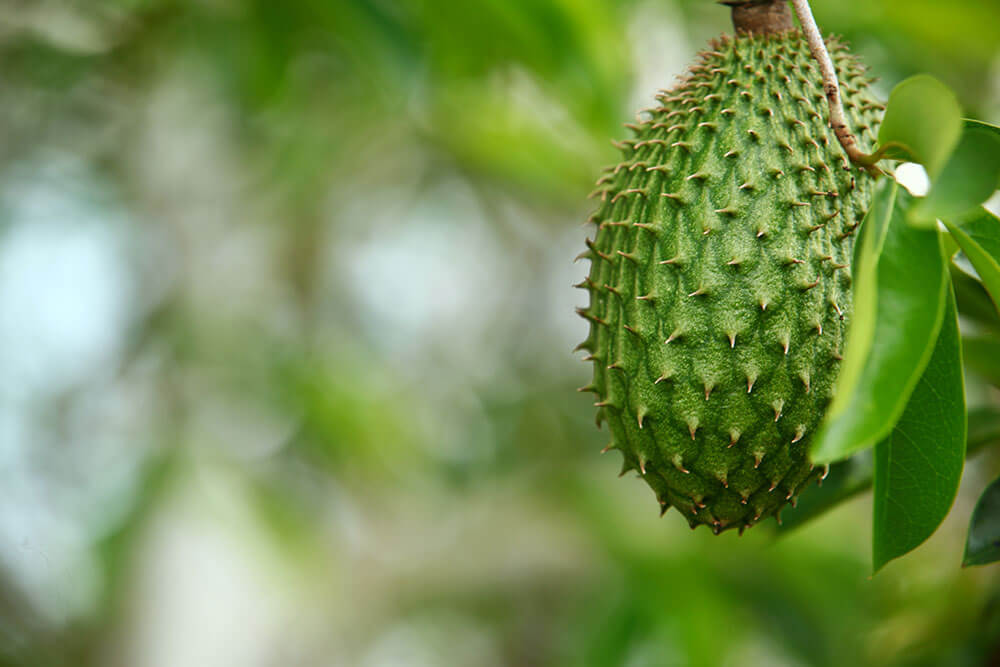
[576,32,883,533]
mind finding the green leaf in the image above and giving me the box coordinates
[833,179,898,412]
[964,476,1000,567]
[876,74,963,177]
[812,182,949,464]
[778,407,1000,534]
[910,125,1000,226]
[942,229,961,260]
[944,208,1000,314]
[965,118,1000,139]
[872,289,966,573]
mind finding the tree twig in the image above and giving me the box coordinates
[789,0,880,175]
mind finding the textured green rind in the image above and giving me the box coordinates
[577,32,883,533]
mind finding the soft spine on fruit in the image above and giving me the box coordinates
[576,32,883,533]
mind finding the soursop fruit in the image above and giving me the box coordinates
[576,31,883,533]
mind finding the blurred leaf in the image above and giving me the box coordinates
[876,74,962,177]
[911,123,1000,226]
[94,449,179,614]
[780,407,1000,533]
[968,407,1000,452]
[431,81,605,198]
[965,475,1000,567]
[778,451,874,533]
[951,262,1000,331]
[944,208,1000,314]
[963,336,1000,386]
[814,0,1000,70]
[873,289,965,572]
[411,0,631,193]
[813,182,948,464]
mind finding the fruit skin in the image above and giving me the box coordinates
[576,32,883,533]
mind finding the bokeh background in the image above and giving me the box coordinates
[2,1,1000,665]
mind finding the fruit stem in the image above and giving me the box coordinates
[721,0,794,35]
[789,0,882,176]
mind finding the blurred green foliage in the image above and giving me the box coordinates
[0,0,999,665]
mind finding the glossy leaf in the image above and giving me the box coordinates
[910,125,1000,226]
[942,229,960,259]
[873,290,966,572]
[944,208,1000,313]
[831,179,898,415]
[966,118,1000,139]
[812,183,949,464]
[876,75,963,177]
[965,476,1000,566]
